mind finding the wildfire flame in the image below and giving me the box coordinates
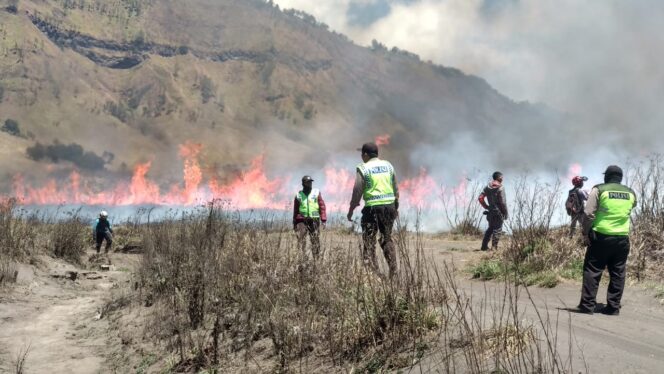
[375,134,391,146]
[566,163,583,182]
[7,142,471,212]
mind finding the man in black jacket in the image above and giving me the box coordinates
[93,211,113,254]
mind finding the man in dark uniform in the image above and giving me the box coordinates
[578,165,636,315]
[347,142,399,278]
[93,210,113,254]
[478,171,508,251]
[293,175,327,259]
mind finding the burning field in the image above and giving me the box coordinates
[6,139,471,215]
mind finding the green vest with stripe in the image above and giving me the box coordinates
[357,159,396,207]
[592,183,636,236]
[297,189,320,218]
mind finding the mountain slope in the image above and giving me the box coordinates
[0,0,563,195]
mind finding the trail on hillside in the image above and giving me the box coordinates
[0,252,134,373]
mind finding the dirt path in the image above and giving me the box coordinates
[422,238,664,374]
[0,251,134,374]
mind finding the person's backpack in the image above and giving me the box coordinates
[565,189,580,216]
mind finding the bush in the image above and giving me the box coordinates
[49,211,88,264]
[26,140,108,171]
[0,256,18,286]
[1,119,20,136]
[0,199,38,261]
[199,75,215,104]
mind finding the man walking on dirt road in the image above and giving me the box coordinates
[93,210,113,254]
[293,175,327,259]
[578,165,636,315]
[347,142,399,278]
[567,176,589,237]
[478,171,508,251]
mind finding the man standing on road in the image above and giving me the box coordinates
[347,142,399,278]
[478,172,508,251]
[578,165,636,315]
[567,176,589,237]
[93,210,113,254]
[293,175,327,259]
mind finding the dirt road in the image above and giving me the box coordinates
[0,253,134,374]
[423,238,664,374]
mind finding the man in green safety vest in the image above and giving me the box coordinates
[293,175,327,259]
[347,142,399,277]
[578,165,636,315]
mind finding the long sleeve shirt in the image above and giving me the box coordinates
[293,192,327,224]
[349,158,399,211]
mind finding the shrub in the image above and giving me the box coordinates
[49,210,88,264]
[0,199,38,260]
[200,75,215,104]
[1,119,20,136]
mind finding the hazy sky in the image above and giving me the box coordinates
[274,0,664,130]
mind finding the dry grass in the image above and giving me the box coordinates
[121,201,579,373]
[0,199,38,261]
[469,177,586,287]
[47,209,88,264]
[628,156,664,282]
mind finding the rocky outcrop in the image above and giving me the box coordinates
[29,14,332,72]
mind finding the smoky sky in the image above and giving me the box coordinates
[274,0,664,175]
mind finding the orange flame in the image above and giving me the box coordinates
[566,163,583,182]
[375,134,391,146]
[7,142,474,213]
[208,156,288,210]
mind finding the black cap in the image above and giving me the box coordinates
[358,142,378,155]
[603,165,623,176]
[301,175,314,182]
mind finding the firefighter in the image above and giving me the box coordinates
[566,176,589,237]
[478,171,508,251]
[578,165,636,315]
[93,210,113,254]
[347,142,399,277]
[293,175,327,259]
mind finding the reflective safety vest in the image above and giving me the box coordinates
[592,183,636,236]
[297,189,320,218]
[357,159,396,207]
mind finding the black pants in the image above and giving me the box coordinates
[481,211,504,250]
[95,231,113,253]
[579,232,630,310]
[361,204,398,277]
[295,219,320,258]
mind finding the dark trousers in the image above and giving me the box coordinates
[481,212,504,250]
[579,232,630,310]
[361,204,398,277]
[95,231,113,253]
[295,219,320,258]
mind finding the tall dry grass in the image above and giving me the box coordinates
[133,201,578,372]
[628,156,664,281]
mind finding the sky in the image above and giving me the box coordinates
[273,0,664,133]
